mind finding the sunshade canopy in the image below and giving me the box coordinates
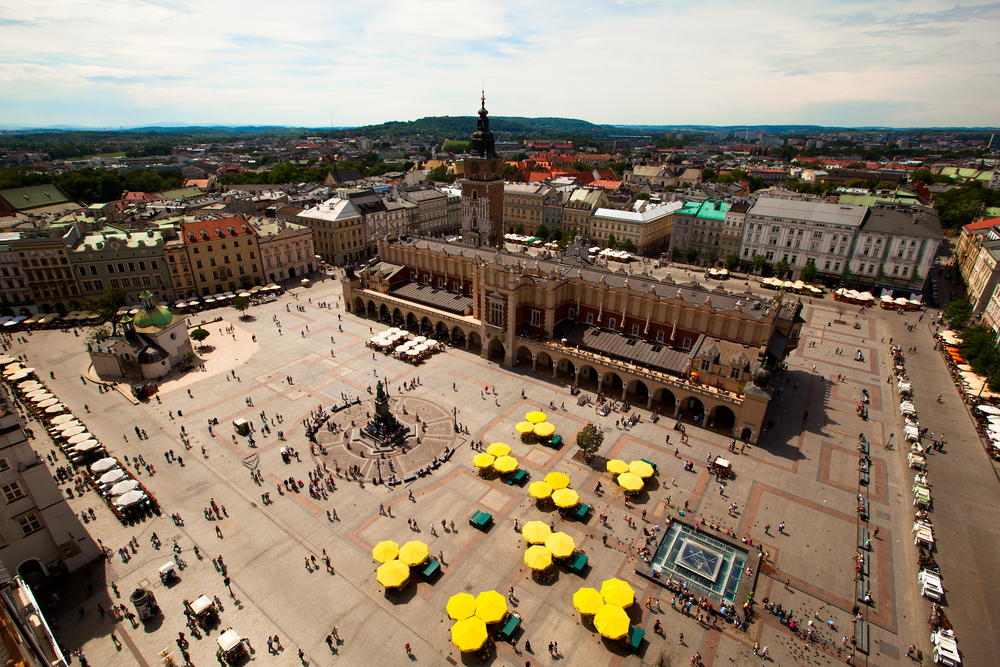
[486,442,511,457]
[446,593,477,621]
[473,453,496,469]
[91,457,118,473]
[544,532,576,558]
[493,456,518,473]
[515,422,535,434]
[522,520,551,544]
[528,481,553,499]
[525,411,547,424]
[628,460,655,478]
[524,545,553,571]
[110,480,139,495]
[99,470,126,485]
[552,488,580,508]
[51,414,75,424]
[600,578,635,608]
[376,560,410,588]
[474,590,508,624]
[73,440,101,452]
[398,541,429,566]
[606,459,629,474]
[451,617,488,652]
[573,587,604,615]
[544,472,570,489]
[372,540,399,563]
[218,629,241,652]
[533,422,556,438]
[594,604,630,640]
[116,490,145,506]
[617,472,644,491]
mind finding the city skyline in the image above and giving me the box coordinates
[1,0,999,129]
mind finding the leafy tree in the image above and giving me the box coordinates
[427,165,455,183]
[635,192,651,200]
[550,228,564,242]
[959,324,1000,389]
[707,249,719,267]
[752,254,767,275]
[189,328,210,349]
[774,258,790,279]
[85,324,112,349]
[945,298,971,330]
[232,296,251,319]
[725,253,740,271]
[575,422,605,460]
[801,261,818,282]
[622,238,635,253]
[503,164,518,177]
[685,246,699,264]
[572,161,592,172]
[75,285,127,336]
[513,224,525,235]
[607,233,616,249]
[536,224,549,240]
[671,247,683,262]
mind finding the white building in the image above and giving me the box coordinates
[590,201,681,255]
[254,219,315,283]
[740,198,868,279]
[848,207,942,290]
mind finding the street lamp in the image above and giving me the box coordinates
[453,407,459,433]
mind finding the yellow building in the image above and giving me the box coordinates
[179,217,263,295]
[296,198,366,265]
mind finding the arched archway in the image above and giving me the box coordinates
[17,559,46,586]
[655,387,677,412]
[515,346,532,369]
[392,308,403,325]
[0,307,12,317]
[406,312,417,329]
[577,364,600,389]
[420,316,432,333]
[684,396,705,424]
[355,298,365,315]
[468,331,482,352]
[379,304,389,322]
[40,303,53,314]
[536,351,553,373]
[488,337,505,361]
[18,307,31,317]
[556,358,576,383]
[54,302,67,313]
[288,267,296,279]
[436,321,448,337]
[451,326,466,345]
[711,405,737,433]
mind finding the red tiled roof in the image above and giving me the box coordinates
[963,217,1000,232]
[180,216,256,243]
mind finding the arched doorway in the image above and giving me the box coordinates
[515,346,532,369]
[631,380,649,402]
[488,337,505,362]
[40,303,53,314]
[451,326,466,346]
[536,351,553,374]
[420,316,432,334]
[406,312,417,330]
[18,559,46,586]
[684,396,705,424]
[379,304,390,322]
[556,358,576,383]
[54,302,67,313]
[18,307,31,317]
[289,267,296,279]
[468,331,482,353]
[711,405,737,433]
[436,321,448,337]
[392,308,403,326]
[655,388,677,413]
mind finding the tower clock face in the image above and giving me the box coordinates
[491,161,498,171]
[471,162,480,173]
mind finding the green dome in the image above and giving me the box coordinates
[133,304,174,329]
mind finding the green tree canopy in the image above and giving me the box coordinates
[535,223,550,239]
[945,298,971,330]
[671,247,683,262]
[707,249,719,267]
[622,238,635,253]
[774,258,790,279]
[685,246,699,264]
[607,233,616,249]
[513,224,525,235]
[752,254,767,274]
[801,261,819,282]
[575,423,605,460]
[73,285,127,336]
[232,296,251,319]
[725,253,740,270]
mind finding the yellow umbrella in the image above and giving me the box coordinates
[398,540,430,566]
[451,617,488,652]
[522,520,551,544]
[606,459,629,474]
[525,411,547,424]
[376,560,410,589]
[600,578,635,608]
[493,455,518,473]
[573,587,604,615]
[594,604,630,640]
[533,422,556,438]
[617,472,644,491]
[473,453,496,469]
[552,488,580,508]
[515,421,535,434]
[628,460,655,478]
[528,481,553,499]
[524,545,553,571]
[544,471,570,489]
[544,531,576,558]
[487,442,511,457]
[446,593,478,621]
[474,590,508,624]
[372,540,399,563]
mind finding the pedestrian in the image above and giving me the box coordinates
[216,526,223,539]
[678,632,684,645]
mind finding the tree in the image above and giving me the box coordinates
[622,238,635,253]
[707,249,719,267]
[685,246,699,264]
[85,324,112,350]
[752,254,767,275]
[77,285,127,336]
[189,328,210,349]
[607,233,616,249]
[774,259,790,280]
[503,164,518,177]
[725,253,740,271]
[671,247,683,262]
[945,298,971,330]
[550,228,564,242]
[536,223,549,239]
[232,296,251,319]
[514,224,525,235]
[635,192,651,200]
[576,422,605,460]
[801,261,818,282]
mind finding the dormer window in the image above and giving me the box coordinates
[200,231,210,241]
[228,226,237,236]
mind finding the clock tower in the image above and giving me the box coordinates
[460,92,505,248]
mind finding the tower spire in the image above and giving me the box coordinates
[481,83,485,107]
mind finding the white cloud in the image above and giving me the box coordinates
[0,0,997,127]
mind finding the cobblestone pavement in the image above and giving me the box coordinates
[10,268,995,667]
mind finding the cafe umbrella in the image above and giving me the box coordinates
[446,593,477,621]
[372,540,399,564]
[521,520,551,544]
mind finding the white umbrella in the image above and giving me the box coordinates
[406,350,420,357]
[977,405,1000,415]
[45,404,66,414]
[2,366,22,377]
[369,336,384,344]
[110,480,140,495]
[73,440,101,452]
[61,425,86,437]
[51,414,75,424]
[0,356,14,364]
[115,490,145,506]
[30,393,54,403]
[91,458,118,473]
[37,398,59,408]
[55,421,83,432]
[394,345,410,353]
[387,328,401,335]
[414,344,429,352]
[99,469,126,485]
[68,432,93,444]
[18,380,42,390]
[988,415,1000,424]
[413,336,427,343]
[9,370,30,381]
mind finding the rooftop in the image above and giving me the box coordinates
[747,197,868,228]
[592,201,682,224]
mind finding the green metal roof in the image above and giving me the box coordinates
[677,200,729,221]
[0,184,72,211]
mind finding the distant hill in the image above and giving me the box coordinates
[349,116,616,139]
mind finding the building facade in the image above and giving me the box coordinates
[670,199,731,264]
[343,238,803,444]
[845,207,942,291]
[255,220,315,283]
[561,188,609,242]
[179,217,263,295]
[66,226,173,306]
[460,96,505,248]
[503,183,561,236]
[590,202,679,254]
[0,233,34,316]
[296,198,366,265]
[720,202,750,261]
[400,186,449,236]
[12,235,80,314]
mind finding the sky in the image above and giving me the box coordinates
[1,0,999,129]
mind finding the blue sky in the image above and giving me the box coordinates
[1,0,999,128]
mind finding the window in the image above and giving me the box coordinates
[530,310,540,326]
[224,256,230,264]
[700,359,711,371]
[632,324,640,335]
[236,253,243,262]
[117,263,125,272]
[824,260,831,270]
[489,300,503,326]
[210,257,217,266]
[127,262,135,271]
[608,318,616,330]
[0,458,9,472]
[656,330,664,343]
[730,367,741,379]
[568,308,576,319]
[892,265,899,275]
[106,263,114,274]
[196,260,203,269]
[682,337,692,350]
[2,482,24,503]
[586,312,594,324]
[16,511,42,536]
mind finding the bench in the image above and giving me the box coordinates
[469,510,493,530]
[641,458,658,474]
[626,626,644,653]
[566,553,588,574]
[419,559,441,582]
[403,473,416,483]
[497,612,521,641]
[854,618,870,655]
[574,504,592,521]
[510,469,527,485]
[858,525,870,551]
[441,447,453,461]
[859,469,870,486]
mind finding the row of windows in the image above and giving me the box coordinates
[78,260,159,276]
